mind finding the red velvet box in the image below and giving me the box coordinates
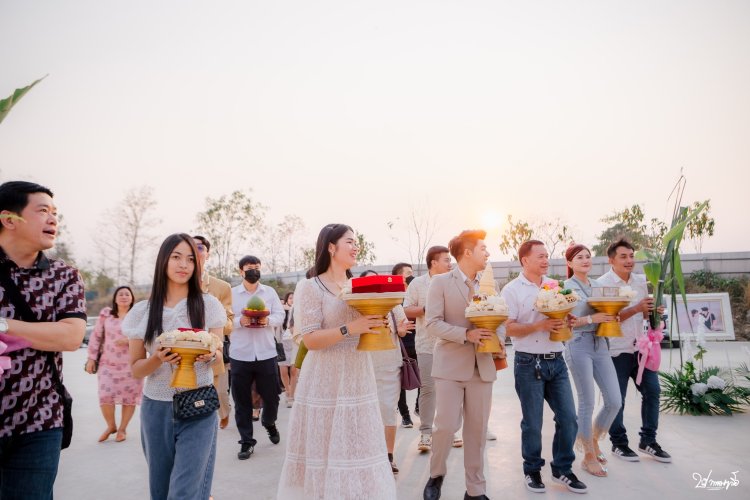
[351,275,406,293]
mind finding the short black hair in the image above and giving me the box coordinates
[239,255,261,269]
[359,269,379,277]
[192,235,210,252]
[391,262,412,276]
[0,181,54,215]
[607,238,635,258]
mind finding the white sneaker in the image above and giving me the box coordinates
[486,430,497,441]
[417,434,432,452]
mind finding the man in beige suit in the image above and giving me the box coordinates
[194,235,235,429]
[423,230,498,500]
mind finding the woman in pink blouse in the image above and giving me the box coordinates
[85,286,143,442]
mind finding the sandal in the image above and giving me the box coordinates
[452,435,463,448]
[596,453,608,465]
[581,459,608,477]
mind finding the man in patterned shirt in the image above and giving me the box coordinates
[0,181,87,499]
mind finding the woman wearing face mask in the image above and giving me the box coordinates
[121,233,226,500]
[563,244,622,477]
[277,224,397,499]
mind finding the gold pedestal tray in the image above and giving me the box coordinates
[343,294,404,351]
[466,313,508,354]
[587,298,629,337]
[539,307,575,342]
[162,342,210,388]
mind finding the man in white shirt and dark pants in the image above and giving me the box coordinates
[230,255,285,460]
[501,240,587,494]
[598,238,671,463]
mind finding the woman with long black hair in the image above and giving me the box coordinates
[277,224,396,499]
[122,233,225,500]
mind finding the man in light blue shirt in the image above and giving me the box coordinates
[230,255,285,460]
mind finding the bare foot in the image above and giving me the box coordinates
[115,430,127,442]
[98,428,116,442]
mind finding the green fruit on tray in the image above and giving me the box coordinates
[245,296,266,311]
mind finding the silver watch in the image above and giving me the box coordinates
[0,317,8,334]
[586,315,593,325]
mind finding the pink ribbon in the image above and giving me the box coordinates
[635,327,663,385]
[0,333,32,377]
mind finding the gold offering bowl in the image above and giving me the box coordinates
[163,343,211,388]
[539,307,575,342]
[467,314,508,354]
[343,296,403,351]
[587,298,629,337]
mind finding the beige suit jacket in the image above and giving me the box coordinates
[425,267,497,382]
[204,274,234,375]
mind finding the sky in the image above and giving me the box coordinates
[1,0,749,277]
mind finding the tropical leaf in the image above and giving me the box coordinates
[0,76,47,125]
[662,201,708,243]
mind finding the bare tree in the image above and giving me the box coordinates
[387,202,439,273]
[278,215,306,272]
[92,186,161,285]
[195,190,265,278]
[499,215,574,260]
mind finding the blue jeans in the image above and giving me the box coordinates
[514,353,577,475]
[609,352,661,446]
[0,428,62,500]
[141,396,217,500]
[564,335,621,442]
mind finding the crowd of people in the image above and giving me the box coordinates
[0,181,673,500]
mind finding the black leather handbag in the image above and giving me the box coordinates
[173,385,220,420]
[275,340,286,362]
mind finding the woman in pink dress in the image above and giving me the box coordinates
[85,286,143,442]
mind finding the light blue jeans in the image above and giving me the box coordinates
[141,396,217,500]
[564,334,621,445]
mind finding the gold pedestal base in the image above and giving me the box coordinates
[344,297,403,351]
[169,347,209,388]
[468,315,508,353]
[588,300,628,337]
[541,307,575,342]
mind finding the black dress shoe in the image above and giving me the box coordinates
[423,476,444,500]
[464,493,490,500]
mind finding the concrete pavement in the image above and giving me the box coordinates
[53,342,750,499]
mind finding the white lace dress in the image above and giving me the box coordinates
[277,278,396,500]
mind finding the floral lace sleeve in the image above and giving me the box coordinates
[204,294,228,329]
[121,301,149,340]
[295,278,324,336]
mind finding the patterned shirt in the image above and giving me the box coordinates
[0,248,87,438]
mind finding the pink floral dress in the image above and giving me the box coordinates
[87,307,143,405]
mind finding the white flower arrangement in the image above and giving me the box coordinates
[690,382,709,396]
[156,329,220,351]
[466,294,509,315]
[618,286,638,299]
[535,280,580,312]
[707,375,727,390]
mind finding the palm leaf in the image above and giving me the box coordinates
[0,76,47,125]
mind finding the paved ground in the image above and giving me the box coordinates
[54,342,750,499]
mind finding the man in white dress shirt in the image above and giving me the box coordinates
[598,238,671,463]
[230,255,285,460]
[501,240,587,494]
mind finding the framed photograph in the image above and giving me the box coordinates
[662,293,735,341]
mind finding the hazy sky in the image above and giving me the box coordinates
[1,0,748,275]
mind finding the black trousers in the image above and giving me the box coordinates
[230,357,280,445]
[398,343,420,417]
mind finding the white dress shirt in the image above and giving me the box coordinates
[597,269,648,357]
[500,273,564,354]
[230,283,285,362]
[404,272,435,355]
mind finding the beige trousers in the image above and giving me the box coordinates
[214,370,232,420]
[430,368,493,496]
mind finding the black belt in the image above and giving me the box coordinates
[516,351,564,360]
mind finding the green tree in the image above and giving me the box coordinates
[195,190,266,278]
[499,215,533,260]
[686,200,715,253]
[499,215,572,260]
[593,204,667,256]
[355,232,376,266]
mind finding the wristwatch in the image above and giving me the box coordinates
[586,315,593,325]
[0,318,8,334]
[340,325,350,338]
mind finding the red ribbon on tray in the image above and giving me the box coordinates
[635,327,663,385]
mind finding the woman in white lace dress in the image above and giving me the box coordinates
[277,224,397,499]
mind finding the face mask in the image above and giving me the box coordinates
[244,269,261,284]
